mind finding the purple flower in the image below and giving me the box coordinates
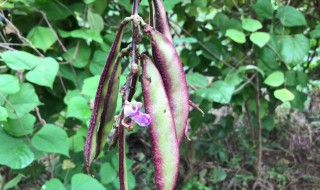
[124,101,151,127]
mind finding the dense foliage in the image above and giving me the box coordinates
[0,0,319,189]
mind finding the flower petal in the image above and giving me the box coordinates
[124,101,139,116]
[132,112,152,127]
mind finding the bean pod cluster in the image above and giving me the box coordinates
[84,1,196,189]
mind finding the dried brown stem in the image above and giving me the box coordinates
[255,73,263,175]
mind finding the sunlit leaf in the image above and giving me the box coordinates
[26,57,59,88]
[274,88,295,102]
[225,29,246,44]
[27,26,57,52]
[0,74,20,94]
[0,129,34,169]
[32,124,69,157]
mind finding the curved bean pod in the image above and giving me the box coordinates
[153,0,173,43]
[96,58,121,156]
[84,23,125,173]
[144,25,189,145]
[141,54,179,190]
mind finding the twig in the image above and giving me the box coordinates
[57,72,67,94]
[0,13,44,57]
[118,2,141,190]
[0,44,15,51]
[305,40,319,71]
[169,20,235,69]
[67,41,81,89]
[233,73,257,94]
[0,92,32,145]
[38,10,67,52]
[34,107,46,126]
[255,72,263,175]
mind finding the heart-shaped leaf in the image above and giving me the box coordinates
[250,32,270,48]
[26,57,59,88]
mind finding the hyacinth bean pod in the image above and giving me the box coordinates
[96,59,121,156]
[84,23,125,173]
[119,124,128,190]
[141,54,179,190]
[144,25,189,145]
[153,0,173,43]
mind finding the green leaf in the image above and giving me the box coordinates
[210,167,227,183]
[163,0,180,9]
[286,70,297,86]
[225,70,243,86]
[257,34,280,69]
[38,1,72,20]
[250,32,270,48]
[280,34,309,66]
[0,129,34,169]
[173,37,198,45]
[225,29,246,44]
[297,71,308,87]
[66,96,91,121]
[41,178,66,190]
[290,89,308,110]
[5,83,42,118]
[310,25,320,39]
[262,116,274,131]
[238,65,265,77]
[26,57,59,88]
[63,89,81,105]
[100,163,117,184]
[63,43,92,68]
[71,174,106,190]
[3,174,24,190]
[213,13,242,32]
[0,51,40,70]
[274,88,295,102]
[0,106,8,122]
[242,18,262,32]
[89,50,107,75]
[127,172,136,189]
[196,81,235,104]
[3,113,35,136]
[253,0,273,20]
[0,74,20,94]
[276,6,307,27]
[31,124,69,157]
[87,10,104,32]
[59,29,103,44]
[69,134,85,152]
[27,26,57,52]
[186,73,208,89]
[89,0,108,14]
[84,0,96,4]
[264,71,284,87]
[82,75,100,99]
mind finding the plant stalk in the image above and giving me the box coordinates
[119,1,141,189]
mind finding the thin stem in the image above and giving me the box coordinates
[119,1,140,190]
[0,92,33,146]
[34,107,46,126]
[255,73,262,175]
[0,13,44,57]
[119,116,128,190]
[148,0,154,26]
[38,10,67,53]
